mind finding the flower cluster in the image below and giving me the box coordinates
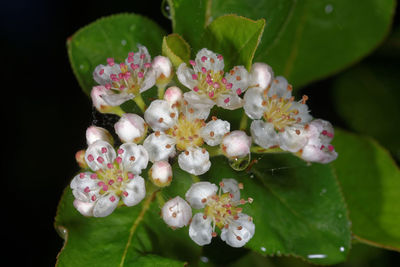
[71,45,338,248]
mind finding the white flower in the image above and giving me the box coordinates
[162,196,192,228]
[185,180,254,247]
[244,76,312,152]
[300,119,338,163]
[149,161,173,187]
[114,113,147,143]
[90,85,126,114]
[221,130,252,159]
[143,88,230,175]
[177,48,250,110]
[91,45,156,107]
[70,138,149,217]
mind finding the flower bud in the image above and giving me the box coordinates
[149,161,173,187]
[75,149,88,168]
[221,130,252,158]
[153,56,173,86]
[250,62,274,89]
[86,126,114,146]
[164,86,183,106]
[162,196,192,228]
[114,113,147,143]
[90,86,124,115]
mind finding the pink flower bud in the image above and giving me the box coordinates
[152,56,173,85]
[86,126,114,146]
[221,131,252,158]
[75,150,88,168]
[149,161,173,187]
[164,86,183,105]
[114,113,147,143]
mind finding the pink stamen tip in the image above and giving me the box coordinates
[328,145,334,152]
[208,91,215,98]
[97,156,104,163]
[116,157,122,164]
[327,132,334,138]
[236,88,242,95]
[102,185,108,191]
[128,52,134,57]
[84,187,90,193]
[192,74,198,80]
[109,196,116,202]
[321,130,328,135]
[193,86,199,92]
[118,73,124,79]
[91,195,97,201]
[189,60,196,66]
[119,85,126,90]
[224,97,230,103]
[117,177,123,182]
[123,191,129,197]
[107,163,113,169]
[87,154,94,162]
[105,83,112,90]
[221,78,227,84]
[320,145,325,150]
[90,173,98,179]
[217,55,223,60]
[127,56,134,63]
[108,179,114,185]
[144,62,151,68]
[201,67,207,73]
[120,63,126,68]
[213,82,220,89]
[97,181,105,186]
[101,147,108,153]
[124,72,131,79]
[107,58,115,66]
[79,173,85,178]
[117,148,124,154]
[207,80,213,85]
[201,56,207,62]
[140,54,146,59]
[138,72,144,78]
[226,83,233,89]
[128,173,134,179]
[99,69,104,75]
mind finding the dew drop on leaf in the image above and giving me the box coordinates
[161,0,171,19]
[229,153,251,171]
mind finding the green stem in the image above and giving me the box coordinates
[250,145,286,154]
[157,84,166,99]
[191,174,200,183]
[239,112,248,130]
[133,94,146,112]
[206,145,223,157]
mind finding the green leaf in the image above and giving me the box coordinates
[331,53,400,162]
[162,33,191,69]
[67,13,166,95]
[202,155,351,265]
[55,186,201,266]
[200,15,265,70]
[332,130,400,251]
[169,0,395,87]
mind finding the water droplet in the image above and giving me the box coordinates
[200,256,209,263]
[340,246,345,252]
[56,226,67,240]
[229,153,251,171]
[78,60,90,73]
[307,254,327,259]
[250,174,254,179]
[325,4,333,14]
[121,39,127,46]
[260,247,266,252]
[320,188,327,195]
[161,0,172,19]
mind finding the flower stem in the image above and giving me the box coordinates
[239,112,248,130]
[133,94,146,112]
[157,84,166,99]
[250,145,285,154]
[191,174,200,183]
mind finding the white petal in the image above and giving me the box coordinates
[279,125,308,153]
[289,102,312,124]
[70,172,100,202]
[178,147,211,175]
[250,62,274,89]
[143,132,176,163]
[85,140,116,171]
[221,131,252,158]
[216,92,244,110]
[195,48,224,72]
[86,126,114,146]
[309,119,335,143]
[221,213,255,248]
[101,92,134,106]
[144,99,177,131]
[90,86,112,110]
[200,119,230,146]
[185,181,218,209]
[225,65,249,93]
[189,213,213,246]
[93,64,121,85]
[93,193,120,217]
[243,87,264,120]
[122,175,146,206]
[73,199,95,217]
[221,178,240,202]
[250,120,279,149]
[301,143,338,164]
[114,113,147,143]
[177,63,198,90]
[268,76,292,99]
[140,68,156,93]
[149,161,173,187]
[118,143,149,174]
[162,196,192,228]
[183,92,214,119]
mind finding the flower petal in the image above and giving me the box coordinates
[279,125,308,153]
[185,181,218,209]
[144,99,177,131]
[178,146,211,175]
[162,196,192,228]
[243,87,264,120]
[73,199,95,217]
[250,62,274,89]
[177,63,197,90]
[101,92,134,106]
[221,178,240,202]
[189,213,213,246]
[183,92,214,119]
[118,143,149,174]
[220,213,255,247]
[216,92,244,110]
[93,193,120,217]
[143,132,176,163]
[195,48,224,72]
[225,65,249,93]
[114,113,147,143]
[200,119,230,146]
[85,140,116,171]
[250,120,279,149]
[122,175,146,206]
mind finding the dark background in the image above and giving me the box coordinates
[2,0,399,266]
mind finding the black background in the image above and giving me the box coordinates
[2,0,399,266]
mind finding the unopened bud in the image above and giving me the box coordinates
[250,62,274,89]
[86,126,114,146]
[90,86,124,115]
[221,130,252,158]
[153,56,173,86]
[164,86,183,105]
[161,196,192,228]
[114,113,147,143]
[75,150,88,168]
[149,161,173,187]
